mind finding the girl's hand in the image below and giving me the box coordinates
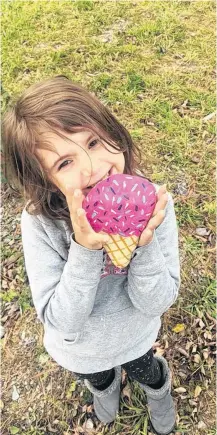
[138,185,169,247]
[65,187,110,250]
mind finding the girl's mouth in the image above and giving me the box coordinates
[86,168,112,189]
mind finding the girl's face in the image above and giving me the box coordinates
[37,129,125,197]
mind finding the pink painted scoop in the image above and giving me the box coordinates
[82,174,157,237]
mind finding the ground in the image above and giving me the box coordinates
[1,1,216,434]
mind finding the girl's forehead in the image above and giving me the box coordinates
[37,128,96,153]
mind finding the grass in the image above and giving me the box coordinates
[1,1,216,434]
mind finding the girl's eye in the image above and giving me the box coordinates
[89,139,100,149]
[58,160,72,170]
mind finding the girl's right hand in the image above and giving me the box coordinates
[65,187,110,250]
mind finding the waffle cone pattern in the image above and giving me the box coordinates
[104,234,139,268]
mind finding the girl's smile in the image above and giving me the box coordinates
[37,129,125,197]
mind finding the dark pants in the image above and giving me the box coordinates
[73,349,162,389]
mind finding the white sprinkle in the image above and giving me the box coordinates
[126,176,133,179]
[141,209,144,215]
[105,194,109,200]
[137,190,141,196]
[142,196,146,204]
[98,206,105,211]
[126,210,131,214]
[136,224,142,228]
[105,222,108,226]
[92,212,97,218]
[129,215,135,218]
[117,196,122,204]
[131,183,138,192]
[111,209,117,214]
[125,203,129,209]
[113,180,119,186]
[123,181,126,188]
[149,190,154,196]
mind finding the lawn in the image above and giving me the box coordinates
[1,1,216,434]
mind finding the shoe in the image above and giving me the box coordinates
[139,355,176,435]
[84,366,121,424]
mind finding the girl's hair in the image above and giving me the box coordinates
[2,76,147,226]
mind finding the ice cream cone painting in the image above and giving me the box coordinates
[82,174,157,268]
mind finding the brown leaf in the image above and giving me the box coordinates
[176,347,189,358]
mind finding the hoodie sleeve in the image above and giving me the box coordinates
[126,191,181,317]
[21,210,104,337]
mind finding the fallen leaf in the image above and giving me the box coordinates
[155,347,165,356]
[194,385,202,398]
[9,427,20,435]
[203,350,209,360]
[172,323,185,333]
[176,347,189,358]
[122,384,131,401]
[199,318,205,328]
[38,353,50,365]
[84,418,94,430]
[66,381,76,399]
[198,421,207,429]
[174,387,187,393]
[193,354,201,364]
[202,111,216,121]
[0,399,4,409]
[189,399,198,406]
[12,385,19,401]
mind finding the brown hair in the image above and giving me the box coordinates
[2,76,147,226]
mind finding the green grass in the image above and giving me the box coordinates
[1,1,216,434]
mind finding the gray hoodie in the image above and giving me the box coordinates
[21,181,180,374]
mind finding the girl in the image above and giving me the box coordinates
[2,76,180,435]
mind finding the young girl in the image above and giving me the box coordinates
[3,76,180,435]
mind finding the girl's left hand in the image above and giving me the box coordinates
[138,185,169,247]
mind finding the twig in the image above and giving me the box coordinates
[206,312,217,325]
